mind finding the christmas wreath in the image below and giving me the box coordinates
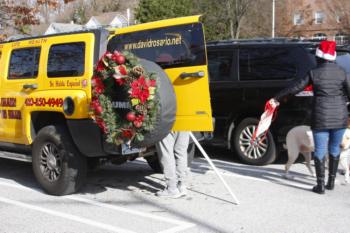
[90,50,159,146]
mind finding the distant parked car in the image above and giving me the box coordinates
[206,39,350,165]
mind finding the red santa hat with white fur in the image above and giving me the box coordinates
[315,40,337,61]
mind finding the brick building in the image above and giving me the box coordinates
[275,0,350,44]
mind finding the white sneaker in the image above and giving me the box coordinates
[178,182,187,196]
[156,187,182,198]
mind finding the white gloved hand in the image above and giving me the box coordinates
[269,98,280,108]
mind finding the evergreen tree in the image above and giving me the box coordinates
[135,0,255,41]
[135,0,193,23]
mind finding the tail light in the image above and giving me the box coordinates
[296,85,313,96]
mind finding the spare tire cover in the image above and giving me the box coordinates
[131,59,176,148]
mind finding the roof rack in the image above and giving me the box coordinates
[0,28,106,44]
[206,37,320,45]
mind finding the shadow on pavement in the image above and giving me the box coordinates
[192,144,315,192]
[0,157,230,233]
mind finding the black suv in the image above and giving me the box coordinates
[207,39,350,165]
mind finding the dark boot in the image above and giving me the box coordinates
[326,155,340,190]
[312,157,325,194]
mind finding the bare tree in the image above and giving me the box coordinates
[239,0,272,38]
[36,0,75,23]
[275,0,350,40]
[0,0,39,36]
[275,0,313,37]
[324,0,350,34]
[224,0,253,39]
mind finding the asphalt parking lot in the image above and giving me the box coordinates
[0,145,350,233]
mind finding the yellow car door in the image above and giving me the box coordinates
[0,42,42,144]
[108,16,213,131]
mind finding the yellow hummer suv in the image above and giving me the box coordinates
[0,16,212,195]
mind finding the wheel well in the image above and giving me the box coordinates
[227,113,259,137]
[31,112,67,138]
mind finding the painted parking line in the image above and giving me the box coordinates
[0,179,195,233]
[0,196,136,233]
[66,195,195,231]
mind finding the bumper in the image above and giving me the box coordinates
[67,119,109,157]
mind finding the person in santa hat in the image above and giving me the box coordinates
[270,40,350,194]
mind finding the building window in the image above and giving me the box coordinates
[335,33,349,45]
[312,33,327,41]
[315,11,324,24]
[293,12,303,25]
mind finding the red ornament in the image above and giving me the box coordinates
[135,114,144,122]
[95,105,103,115]
[115,55,125,65]
[133,121,142,128]
[126,112,136,121]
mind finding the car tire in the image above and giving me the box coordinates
[145,143,196,173]
[232,118,276,165]
[32,125,87,195]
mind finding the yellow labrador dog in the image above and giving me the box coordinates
[284,125,350,183]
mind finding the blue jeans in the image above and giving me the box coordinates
[312,128,346,160]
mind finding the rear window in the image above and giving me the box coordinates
[107,23,206,69]
[239,47,298,81]
[8,47,40,79]
[47,42,85,77]
[207,50,233,81]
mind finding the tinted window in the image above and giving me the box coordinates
[239,47,298,81]
[107,23,206,69]
[48,42,85,77]
[9,47,40,79]
[207,50,233,81]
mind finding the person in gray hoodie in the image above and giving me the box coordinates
[270,40,350,194]
[156,131,189,198]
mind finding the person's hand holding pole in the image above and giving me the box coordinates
[269,98,280,108]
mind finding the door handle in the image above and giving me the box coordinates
[180,71,205,79]
[23,84,38,89]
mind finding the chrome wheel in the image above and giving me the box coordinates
[40,142,62,182]
[239,125,268,160]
